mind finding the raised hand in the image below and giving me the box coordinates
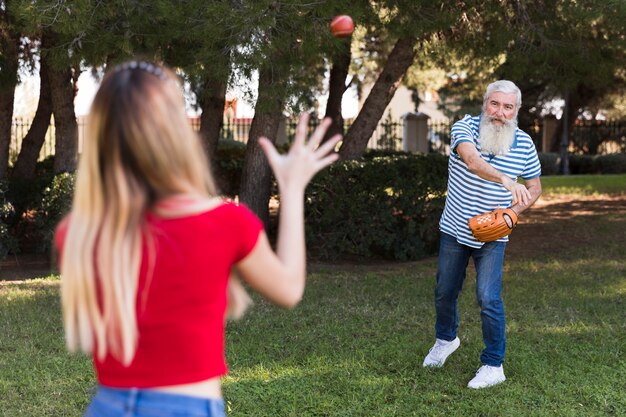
[258,114,341,193]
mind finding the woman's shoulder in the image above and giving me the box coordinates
[53,215,71,251]
[150,197,260,226]
[210,201,262,227]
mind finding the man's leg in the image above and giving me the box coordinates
[467,240,507,389]
[473,240,507,366]
[434,233,471,341]
[423,233,470,367]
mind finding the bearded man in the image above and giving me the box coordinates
[422,80,542,388]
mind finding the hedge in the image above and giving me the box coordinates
[538,152,626,175]
[304,154,449,261]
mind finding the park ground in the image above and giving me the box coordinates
[0,178,625,416]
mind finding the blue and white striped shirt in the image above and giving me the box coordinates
[439,114,542,248]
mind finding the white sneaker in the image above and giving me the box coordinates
[467,365,506,389]
[422,337,460,367]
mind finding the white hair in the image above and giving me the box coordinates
[483,80,522,109]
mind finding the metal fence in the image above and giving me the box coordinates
[570,119,626,155]
[9,117,57,165]
[8,116,625,164]
[8,115,414,162]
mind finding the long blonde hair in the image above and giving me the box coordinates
[61,61,247,365]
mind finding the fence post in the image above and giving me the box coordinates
[402,112,430,153]
[542,115,558,153]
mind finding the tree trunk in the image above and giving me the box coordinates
[549,86,583,154]
[238,67,284,226]
[49,64,79,174]
[11,60,53,180]
[338,37,417,160]
[0,28,19,180]
[198,77,227,160]
[559,91,570,175]
[323,39,351,143]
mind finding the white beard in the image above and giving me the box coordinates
[478,116,517,155]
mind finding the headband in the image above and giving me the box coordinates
[113,60,168,81]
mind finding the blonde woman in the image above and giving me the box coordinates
[55,60,340,417]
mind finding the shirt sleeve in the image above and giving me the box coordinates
[230,203,264,262]
[521,141,542,180]
[53,215,71,265]
[450,115,477,154]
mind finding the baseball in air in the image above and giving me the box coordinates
[330,15,354,38]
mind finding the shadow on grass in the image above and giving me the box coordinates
[508,196,626,262]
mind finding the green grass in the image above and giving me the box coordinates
[1,176,625,416]
[540,173,626,197]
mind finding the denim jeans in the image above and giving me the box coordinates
[84,385,226,417]
[434,232,507,366]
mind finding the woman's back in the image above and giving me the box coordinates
[56,202,262,387]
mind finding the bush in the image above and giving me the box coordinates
[569,154,597,174]
[363,149,409,159]
[0,181,18,260]
[305,154,449,261]
[6,157,57,216]
[594,153,626,174]
[538,152,626,175]
[213,143,246,197]
[35,173,76,253]
[538,153,560,175]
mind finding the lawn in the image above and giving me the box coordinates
[1,175,625,416]
[537,173,625,197]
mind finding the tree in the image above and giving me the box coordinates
[339,36,417,159]
[239,63,286,225]
[32,0,246,167]
[236,1,336,224]
[0,1,20,179]
[498,0,625,172]
[12,1,81,174]
[323,38,351,143]
[427,0,626,172]
[337,0,500,159]
[11,55,52,179]
[43,30,79,173]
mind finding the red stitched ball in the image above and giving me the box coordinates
[330,15,354,38]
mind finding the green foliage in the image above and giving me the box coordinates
[35,173,75,253]
[594,153,626,174]
[0,181,19,260]
[305,154,448,261]
[363,149,409,159]
[569,154,597,175]
[537,152,560,176]
[213,141,246,197]
[538,152,626,175]
[432,1,625,130]
[6,156,56,216]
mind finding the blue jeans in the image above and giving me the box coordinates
[434,232,507,366]
[84,385,226,417]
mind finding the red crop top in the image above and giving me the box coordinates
[55,202,263,388]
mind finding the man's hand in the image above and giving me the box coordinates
[501,176,532,206]
[510,177,542,215]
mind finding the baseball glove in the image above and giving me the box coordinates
[468,208,518,242]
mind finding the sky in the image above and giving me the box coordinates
[14,69,360,119]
